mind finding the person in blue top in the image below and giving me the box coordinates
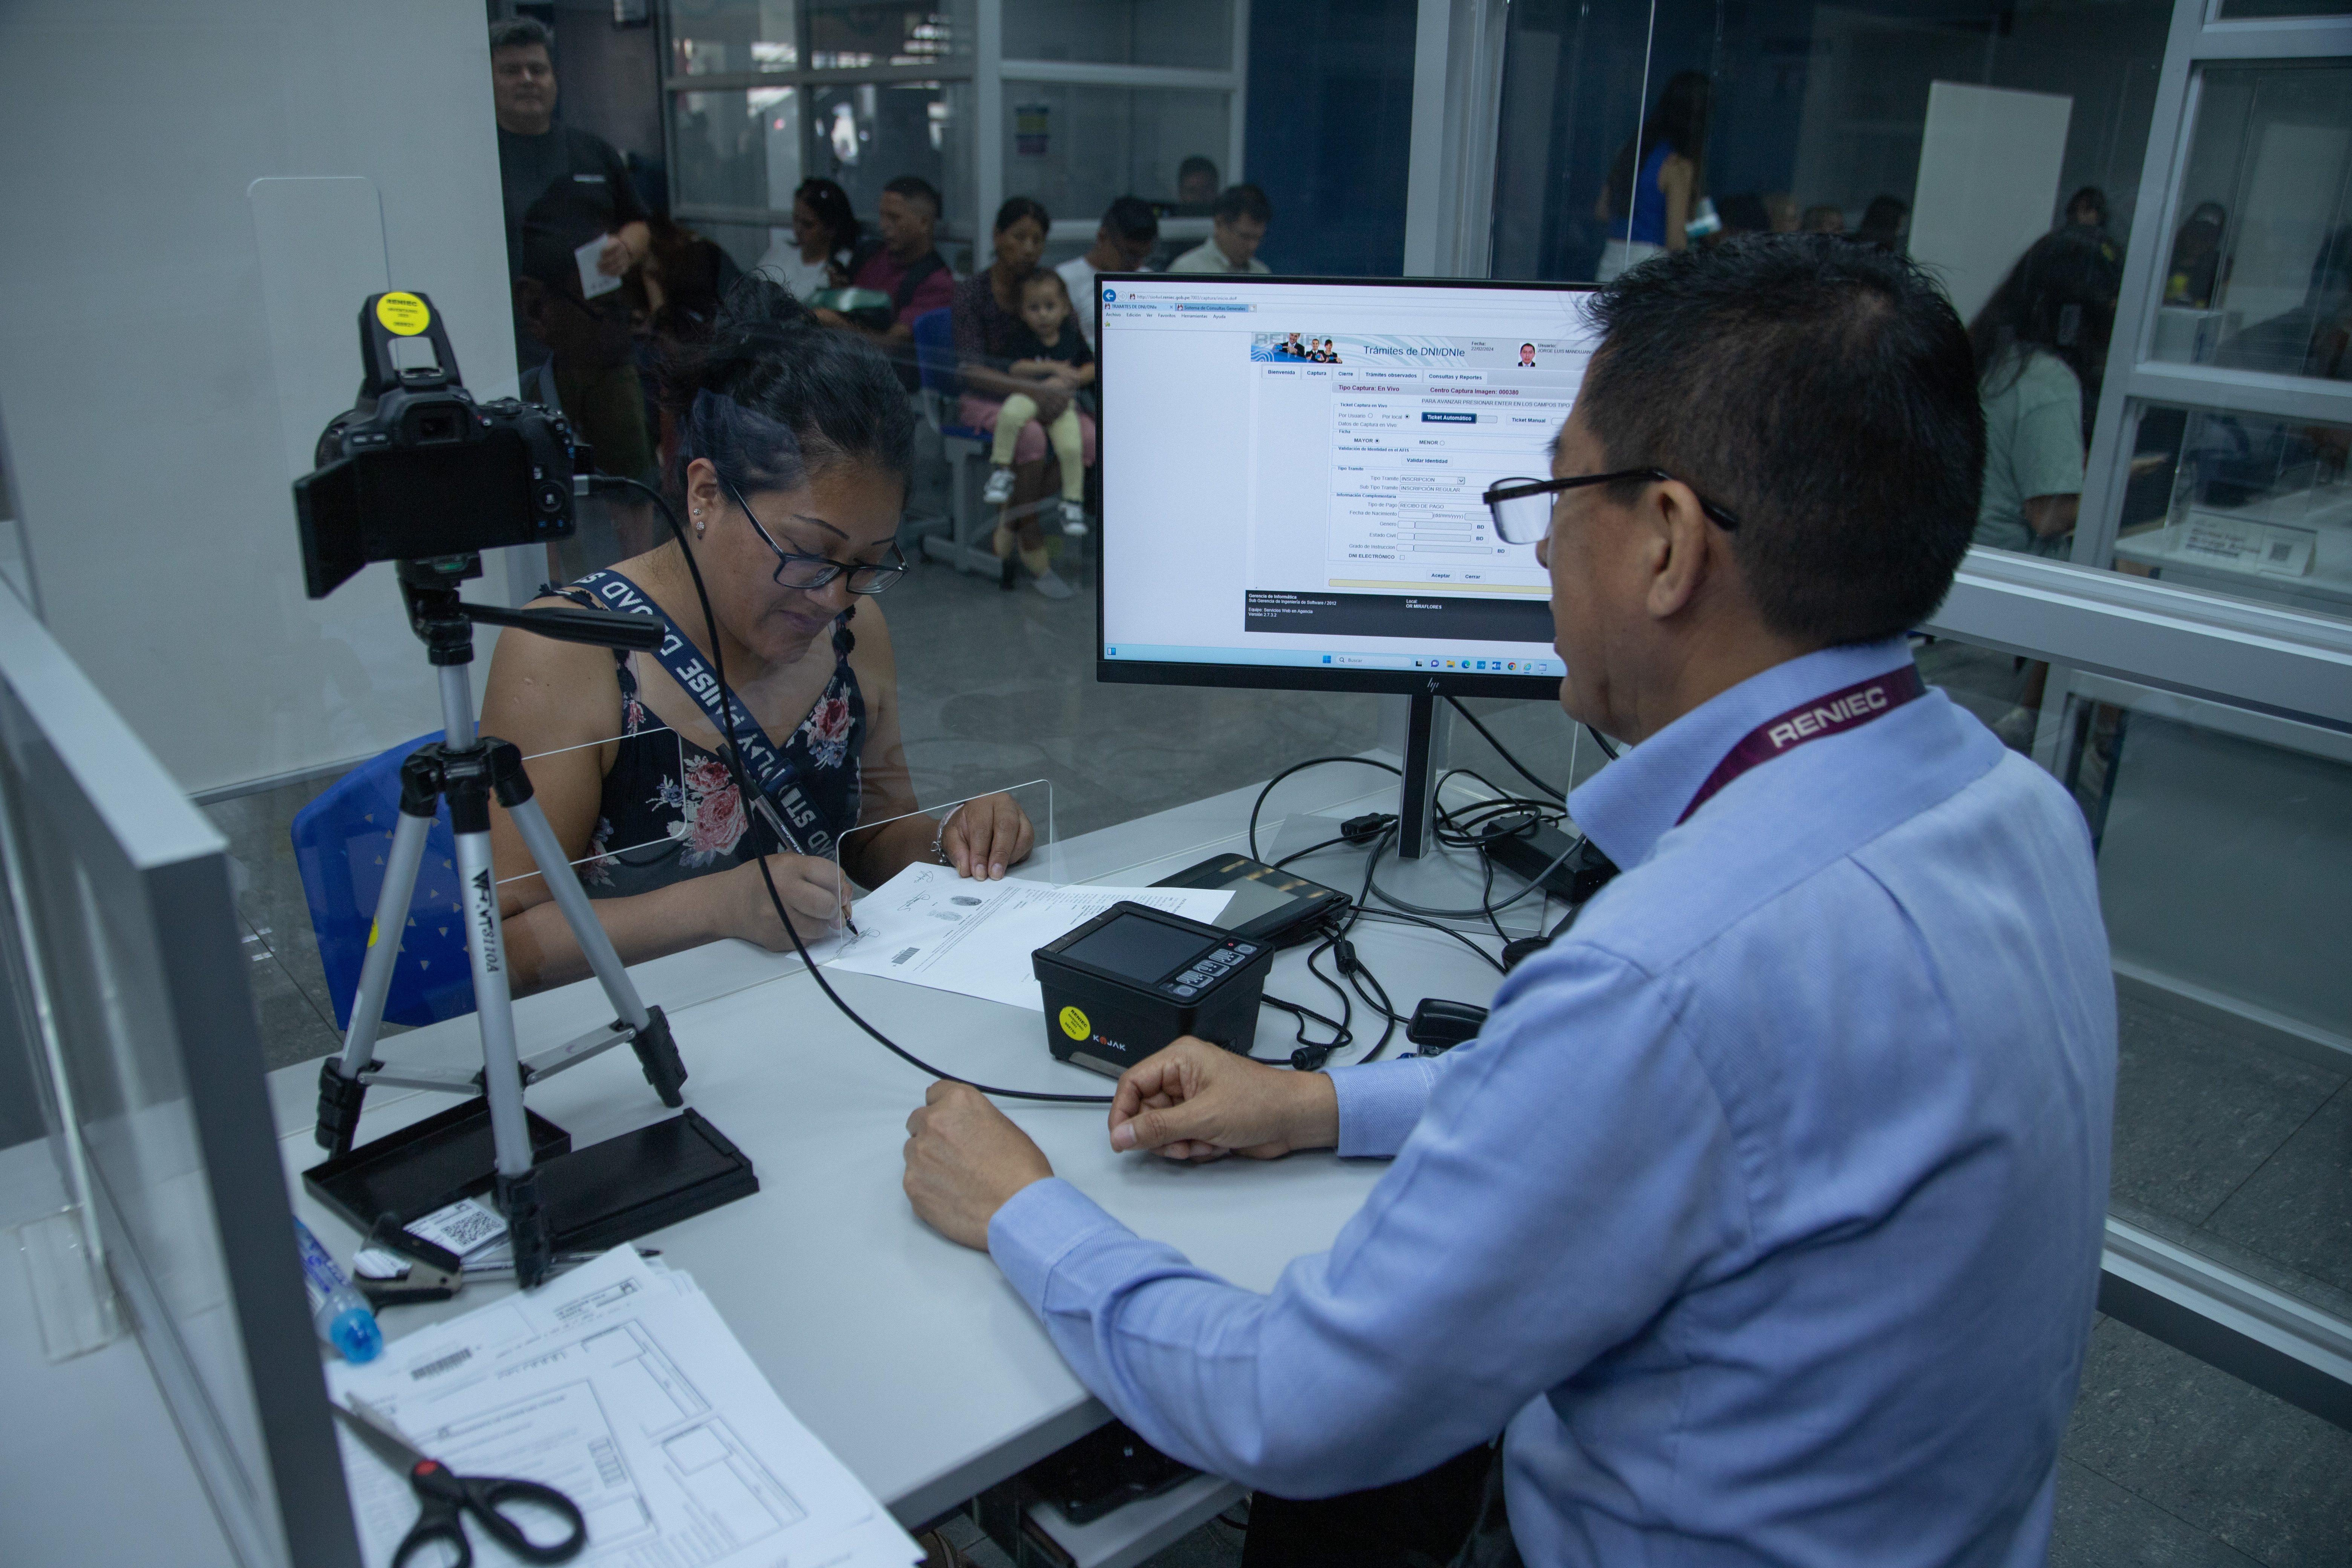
[1595,70,1711,282]
[901,234,2117,1567]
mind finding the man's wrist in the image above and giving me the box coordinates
[1291,1070,1340,1151]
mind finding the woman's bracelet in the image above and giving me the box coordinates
[931,802,965,866]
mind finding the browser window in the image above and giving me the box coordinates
[1098,276,1600,679]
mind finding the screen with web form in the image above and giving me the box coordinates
[1095,274,1599,691]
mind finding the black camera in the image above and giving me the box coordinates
[294,291,576,599]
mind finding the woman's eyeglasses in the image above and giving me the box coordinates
[1482,469,1743,545]
[725,480,906,594]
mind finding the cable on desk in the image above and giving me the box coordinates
[1247,755,1402,863]
[1445,697,1564,801]
[1346,908,1508,973]
[602,477,1114,1106]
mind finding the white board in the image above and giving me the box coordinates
[1908,82,2076,325]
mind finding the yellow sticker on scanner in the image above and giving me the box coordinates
[375,291,432,336]
[1058,1005,1091,1041]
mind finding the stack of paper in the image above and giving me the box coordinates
[327,1246,920,1567]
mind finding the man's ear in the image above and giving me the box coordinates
[1641,478,1718,623]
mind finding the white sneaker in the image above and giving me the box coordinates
[1060,499,1089,535]
[1030,569,1075,600]
[982,466,1016,504]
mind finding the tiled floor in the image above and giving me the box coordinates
[205,560,2351,1568]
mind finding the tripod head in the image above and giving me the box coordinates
[396,554,664,667]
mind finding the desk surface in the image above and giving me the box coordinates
[268,760,1522,1533]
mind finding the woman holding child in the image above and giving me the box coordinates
[952,197,1097,600]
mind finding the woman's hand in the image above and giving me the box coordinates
[812,307,848,328]
[721,853,853,948]
[1023,383,1073,424]
[938,795,1034,880]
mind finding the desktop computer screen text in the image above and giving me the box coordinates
[1097,276,1598,688]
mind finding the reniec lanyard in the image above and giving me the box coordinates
[1676,665,1927,825]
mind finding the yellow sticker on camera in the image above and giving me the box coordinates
[375,291,432,336]
[1058,1006,1091,1041]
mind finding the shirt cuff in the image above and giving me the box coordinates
[988,1177,1132,1313]
[1328,1057,1440,1158]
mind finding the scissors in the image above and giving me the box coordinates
[332,1396,587,1567]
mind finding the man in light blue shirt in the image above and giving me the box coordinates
[903,236,2116,1565]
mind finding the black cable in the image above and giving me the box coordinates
[1247,755,1401,863]
[1445,697,1563,800]
[1584,724,1620,761]
[1345,908,1508,973]
[602,476,1112,1104]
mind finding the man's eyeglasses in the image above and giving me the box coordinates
[725,480,906,594]
[1482,469,1744,545]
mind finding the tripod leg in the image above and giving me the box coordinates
[316,772,439,1156]
[449,819,553,1287]
[497,756,686,1107]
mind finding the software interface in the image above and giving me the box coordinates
[1098,277,1599,678]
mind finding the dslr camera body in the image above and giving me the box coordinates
[294,290,576,598]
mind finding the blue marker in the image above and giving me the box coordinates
[294,1218,383,1363]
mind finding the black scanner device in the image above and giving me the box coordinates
[1034,902,1273,1078]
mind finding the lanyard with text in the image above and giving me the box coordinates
[570,568,840,855]
[1676,664,1928,825]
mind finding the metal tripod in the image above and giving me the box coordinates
[314,557,679,1289]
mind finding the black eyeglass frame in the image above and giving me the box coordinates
[1482,468,1743,542]
[722,478,907,594]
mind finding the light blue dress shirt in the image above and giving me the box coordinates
[989,638,2116,1565]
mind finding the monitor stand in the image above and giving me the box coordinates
[1396,692,1447,859]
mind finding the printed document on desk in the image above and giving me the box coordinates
[327,1246,920,1567]
[821,863,1232,1011]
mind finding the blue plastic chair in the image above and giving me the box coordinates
[292,733,475,1030]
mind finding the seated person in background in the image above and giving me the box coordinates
[982,270,1095,536]
[1168,184,1272,275]
[481,282,1033,997]
[1801,203,1845,234]
[752,177,859,302]
[817,175,954,391]
[1969,227,2121,559]
[1057,196,1161,348]
[954,197,1092,600]
[1174,155,1220,214]
[902,235,2115,1568]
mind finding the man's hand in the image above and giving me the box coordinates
[903,1083,1054,1249]
[1109,1038,1339,1162]
[596,233,636,277]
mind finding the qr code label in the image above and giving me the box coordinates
[405,1196,508,1257]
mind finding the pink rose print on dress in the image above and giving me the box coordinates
[798,685,854,770]
[670,755,747,866]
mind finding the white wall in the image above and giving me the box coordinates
[1908,81,2074,325]
[0,0,524,795]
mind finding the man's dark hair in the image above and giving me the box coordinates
[1213,184,1272,225]
[1021,268,1072,305]
[882,175,942,217]
[1582,234,1983,646]
[1104,196,1159,241]
[489,16,552,53]
[1179,155,1219,184]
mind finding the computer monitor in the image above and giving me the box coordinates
[1095,273,1598,699]
[1095,272,1600,852]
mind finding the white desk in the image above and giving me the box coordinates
[265,760,1528,1553]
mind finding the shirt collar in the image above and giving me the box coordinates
[1566,637,1916,870]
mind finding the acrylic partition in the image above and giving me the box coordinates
[0,582,361,1567]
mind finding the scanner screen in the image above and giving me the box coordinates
[1063,915,1218,982]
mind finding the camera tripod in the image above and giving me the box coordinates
[314,556,681,1289]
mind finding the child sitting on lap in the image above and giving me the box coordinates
[982,270,1096,536]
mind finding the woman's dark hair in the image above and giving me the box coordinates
[793,178,860,261]
[1968,227,2123,415]
[1605,70,1712,219]
[659,276,915,508]
[1582,234,1984,645]
[994,196,1052,237]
